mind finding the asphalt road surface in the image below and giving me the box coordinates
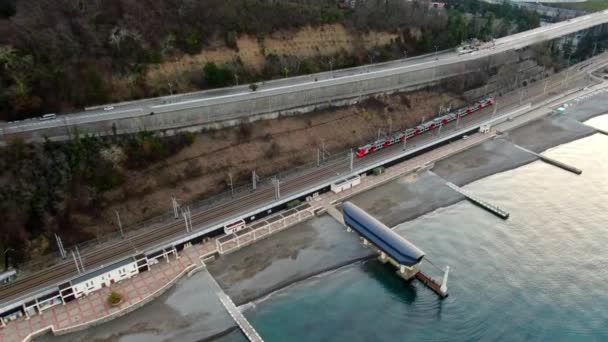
[2,10,607,135]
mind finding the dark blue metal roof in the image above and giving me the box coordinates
[342,202,425,266]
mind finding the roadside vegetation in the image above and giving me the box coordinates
[0,0,539,121]
[0,131,195,265]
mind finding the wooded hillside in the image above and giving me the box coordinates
[0,0,539,121]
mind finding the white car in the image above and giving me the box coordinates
[103,106,114,111]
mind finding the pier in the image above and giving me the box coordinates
[415,267,449,299]
[217,292,264,342]
[593,127,608,136]
[341,202,449,298]
[446,182,510,220]
[326,204,345,225]
[515,145,582,175]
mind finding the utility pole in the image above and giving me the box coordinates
[172,196,180,219]
[438,122,443,136]
[252,170,258,191]
[349,150,354,172]
[55,234,67,259]
[492,99,498,118]
[114,210,124,239]
[456,114,461,129]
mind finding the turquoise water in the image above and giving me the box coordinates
[245,117,608,341]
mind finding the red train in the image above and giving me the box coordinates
[356,96,495,158]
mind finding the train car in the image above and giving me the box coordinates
[356,96,495,158]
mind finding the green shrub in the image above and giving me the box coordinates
[287,200,302,209]
[107,291,123,306]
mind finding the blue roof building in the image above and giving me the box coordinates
[342,202,425,266]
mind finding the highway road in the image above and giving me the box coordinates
[1,54,605,312]
[1,10,607,136]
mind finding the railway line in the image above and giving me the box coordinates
[0,54,605,308]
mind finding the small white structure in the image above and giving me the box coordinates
[71,257,139,298]
[480,124,491,134]
[330,175,361,194]
[224,219,246,234]
[0,269,16,285]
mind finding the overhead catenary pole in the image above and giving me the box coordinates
[317,148,321,167]
[75,246,85,272]
[563,53,572,89]
[273,178,281,199]
[252,170,257,191]
[172,196,179,219]
[228,173,234,197]
[402,136,407,150]
[432,45,439,82]
[55,234,67,259]
[350,149,354,171]
[71,251,81,274]
[114,210,124,238]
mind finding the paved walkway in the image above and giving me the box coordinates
[0,242,216,342]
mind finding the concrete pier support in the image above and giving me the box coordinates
[379,252,388,264]
[440,266,450,294]
[397,264,418,281]
[1,316,5,328]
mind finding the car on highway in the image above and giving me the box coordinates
[39,113,56,121]
[103,106,114,111]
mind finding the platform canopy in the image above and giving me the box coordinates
[342,202,425,266]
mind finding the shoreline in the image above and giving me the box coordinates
[209,110,607,315]
[36,96,608,342]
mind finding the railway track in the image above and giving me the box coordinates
[0,105,501,303]
[0,60,601,306]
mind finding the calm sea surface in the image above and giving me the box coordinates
[240,115,608,342]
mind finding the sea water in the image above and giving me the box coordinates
[241,115,608,342]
